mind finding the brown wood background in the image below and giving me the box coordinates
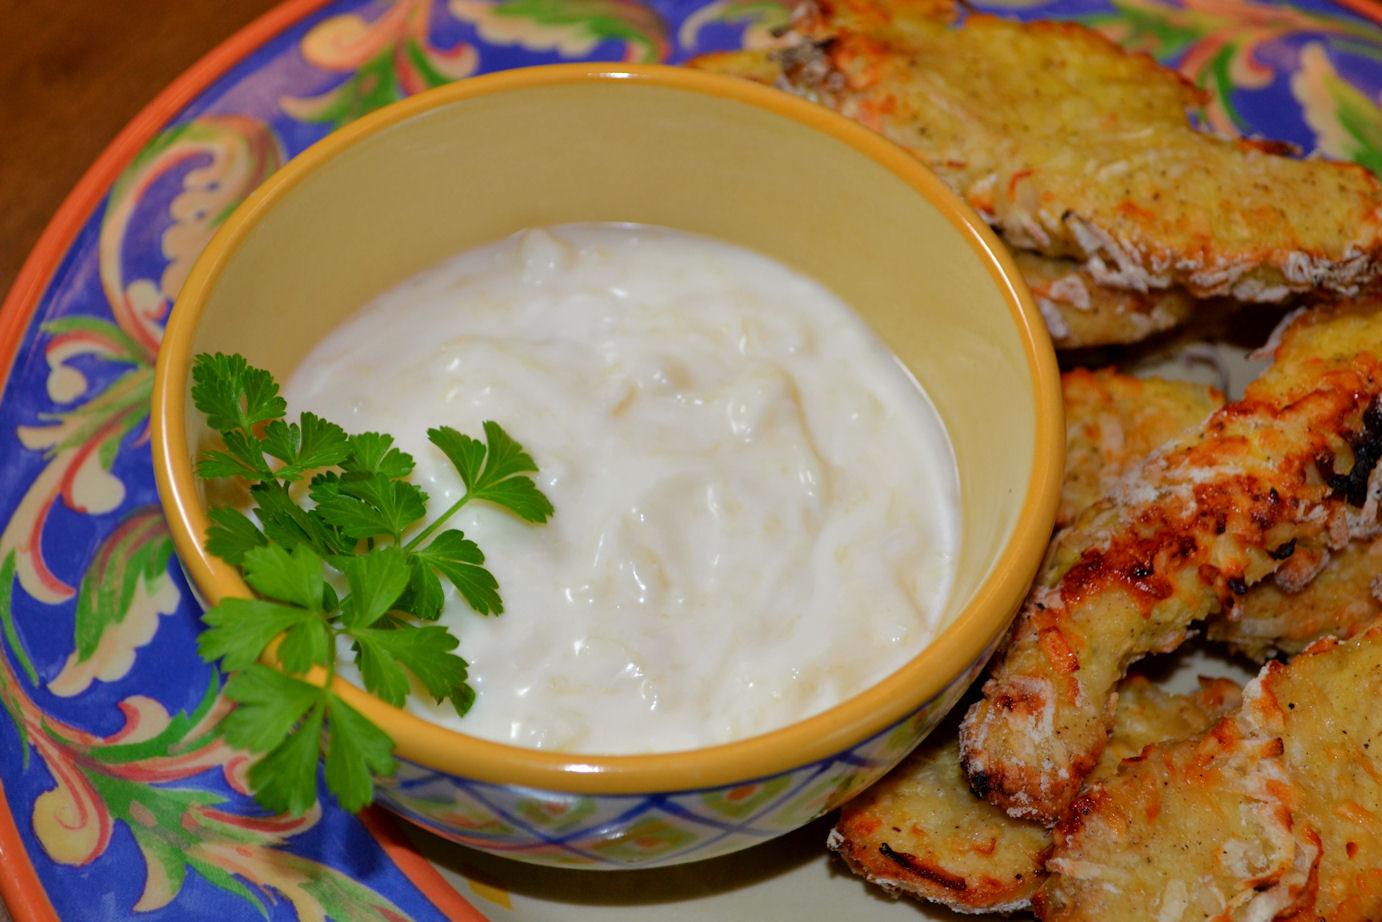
[0,0,283,298]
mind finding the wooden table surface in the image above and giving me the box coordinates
[0,0,283,299]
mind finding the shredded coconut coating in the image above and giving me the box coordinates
[1016,250,1202,349]
[830,677,1239,913]
[1059,370,1224,527]
[1037,624,1382,921]
[961,299,1382,824]
[780,0,1382,302]
[1211,537,1382,661]
[1037,720,1303,921]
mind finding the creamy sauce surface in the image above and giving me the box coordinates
[285,224,960,754]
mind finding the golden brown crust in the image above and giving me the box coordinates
[1059,369,1223,527]
[1037,624,1382,921]
[1255,629,1382,919]
[830,733,1049,913]
[1036,720,1303,921]
[1211,537,1382,660]
[830,676,1239,913]
[1015,249,1202,349]
[784,0,1382,301]
[961,300,1382,824]
[1103,676,1243,767]
[1058,371,1379,661]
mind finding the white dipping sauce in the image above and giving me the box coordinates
[285,224,960,754]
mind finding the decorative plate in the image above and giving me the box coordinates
[2,0,1380,919]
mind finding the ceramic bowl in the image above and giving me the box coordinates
[151,62,1062,869]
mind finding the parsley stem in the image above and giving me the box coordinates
[403,494,472,551]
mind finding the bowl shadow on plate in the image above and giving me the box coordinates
[404,814,837,905]
[403,812,960,916]
[400,801,978,917]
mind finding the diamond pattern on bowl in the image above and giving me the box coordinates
[513,794,601,834]
[694,774,795,820]
[585,811,705,863]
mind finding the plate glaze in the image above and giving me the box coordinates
[2,0,1380,919]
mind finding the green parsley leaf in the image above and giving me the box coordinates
[247,698,326,816]
[191,352,286,435]
[339,547,410,629]
[218,663,322,754]
[199,599,317,671]
[310,494,386,542]
[454,682,476,717]
[427,421,553,523]
[276,618,332,674]
[192,353,553,816]
[413,530,502,615]
[323,693,394,812]
[351,629,410,707]
[220,667,328,815]
[308,470,343,505]
[401,556,445,621]
[196,430,275,482]
[472,419,541,483]
[205,507,266,566]
[261,412,351,481]
[315,474,428,541]
[251,481,345,558]
[320,580,340,615]
[241,544,325,610]
[463,476,553,524]
[426,426,486,488]
[351,624,471,708]
[342,432,415,479]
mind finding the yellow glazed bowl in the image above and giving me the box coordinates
[151,63,1062,869]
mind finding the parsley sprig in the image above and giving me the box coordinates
[191,353,552,814]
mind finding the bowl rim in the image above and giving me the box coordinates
[151,61,1063,795]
